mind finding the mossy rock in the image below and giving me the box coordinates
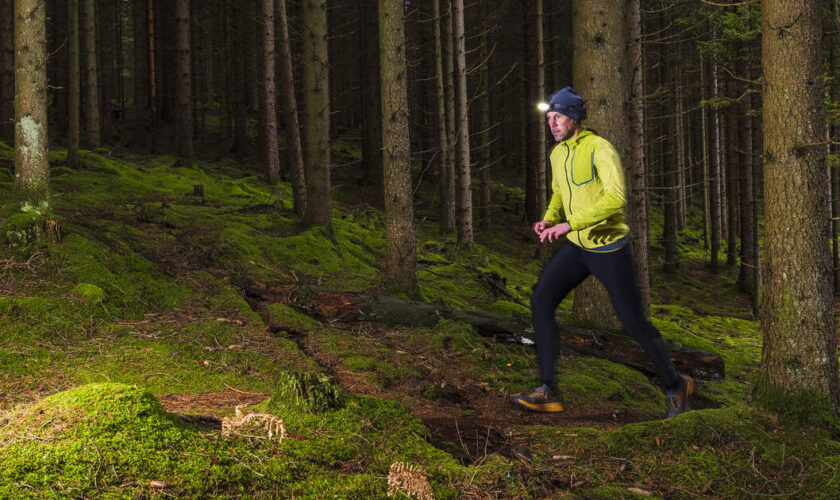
[72,283,106,304]
[268,371,344,414]
[2,212,44,250]
[488,300,531,320]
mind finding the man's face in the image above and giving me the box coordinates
[547,111,577,142]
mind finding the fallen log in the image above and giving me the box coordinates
[242,281,724,381]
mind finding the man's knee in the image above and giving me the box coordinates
[531,286,555,313]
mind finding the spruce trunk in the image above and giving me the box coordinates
[758,0,840,411]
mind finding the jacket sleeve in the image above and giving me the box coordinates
[566,140,627,231]
[542,192,566,223]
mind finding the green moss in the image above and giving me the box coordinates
[488,300,531,321]
[265,302,321,331]
[72,283,106,304]
[522,406,840,497]
[754,380,840,428]
[268,371,345,414]
[2,212,45,253]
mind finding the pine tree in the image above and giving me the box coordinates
[14,0,49,207]
[758,0,840,412]
[379,0,417,293]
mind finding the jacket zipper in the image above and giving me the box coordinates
[562,143,586,247]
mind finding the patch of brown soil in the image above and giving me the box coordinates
[293,325,655,466]
[158,391,268,414]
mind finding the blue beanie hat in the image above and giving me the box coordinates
[547,87,587,123]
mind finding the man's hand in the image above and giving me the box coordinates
[539,222,571,243]
[533,220,555,235]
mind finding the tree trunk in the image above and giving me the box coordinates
[132,0,149,150]
[533,0,546,219]
[175,0,193,159]
[433,0,454,228]
[302,0,332,225]
[82,0,100,147]
[379,0,418,294]
[442,0,457,229]
[663,47,678,274]
[99,0,117,144]
[626,0,649,313]
[570,0,627,330]
[675,66,687,230]
[737,62,756,293]
[476,1,492,231]
[14,0,49,206]
[451,0,472,246]
[361,0,381,182]
[758,0,840,411]
[700,57,711,250]
[258,0,279,181]
[726,78,739,268]
[0,0,13,139]
[710,46,722,272]
[233,2,248,155]
[68,0,81,169]
[277,0,306,215]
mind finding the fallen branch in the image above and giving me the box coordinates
[242,282,725,381]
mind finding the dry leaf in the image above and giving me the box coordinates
[701,479,713,493]
[227,344,243,350]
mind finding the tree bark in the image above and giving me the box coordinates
[433,0,455,229]
[726,78,739,268]
[0,0,13,139]
[758,0,840,411]
[82,0,100,147]
[626,0,649,313]
[737,62,756,293]
[259,0,280,181]
[14,0,49,206]
[302,0,332,225]
[361,0,381,181]
[452,0,472,246]
[570,0,627,330]
[442,0,457,229]
[233,1,248,155]
[99,0,117,144]
[68,0,80,169]
[175,0,193,159]
[700,57,711,250]
[533,0,547,219]
[132,0,149,150]
[379,0,418,294]
[476,1,492,231]
[663,47,678,274]
[277,0,306,215]
[710,43,722,272]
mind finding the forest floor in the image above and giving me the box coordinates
[1,141,840,498]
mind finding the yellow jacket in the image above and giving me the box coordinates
[543,130,629,251]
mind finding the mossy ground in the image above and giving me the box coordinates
[1,139,839,497]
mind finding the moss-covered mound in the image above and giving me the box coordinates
[0,383,510,498]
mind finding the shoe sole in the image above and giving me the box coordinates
[514,398,564,413]
[666,375,695,418]
[684,375,695,411]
